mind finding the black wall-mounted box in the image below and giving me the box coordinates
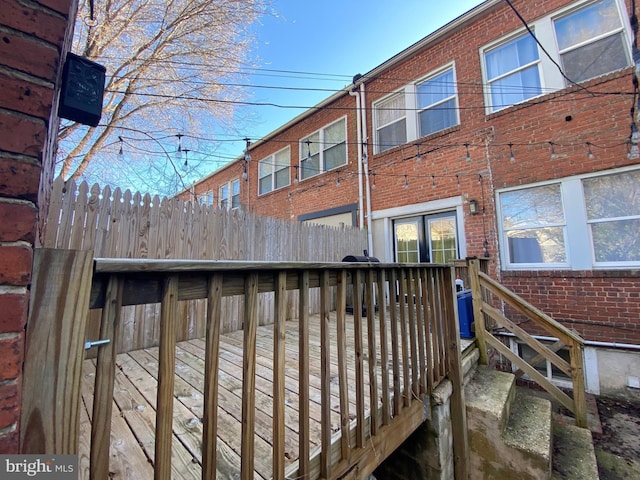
[58,52,106,127]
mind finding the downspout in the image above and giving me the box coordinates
[360,83,374,257]
[349,79,365,232]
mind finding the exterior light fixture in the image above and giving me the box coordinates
[469,199,479,215]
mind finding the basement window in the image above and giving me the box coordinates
[508,338,573,388]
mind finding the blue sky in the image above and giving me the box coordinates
[214,0,485,164]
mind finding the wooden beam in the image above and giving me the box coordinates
[202,273,223,480]
[241,273,259,480]
[336,270,351,463]
[443,266,469,480]
[90,275,124,480]
[320,270,332,478]
[272,271,287,479]
[298,270,311,477]
[154,275,179,480]
[468,259,488,365]
[21,249,93,454]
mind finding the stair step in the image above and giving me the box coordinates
[465,365,515,433]
[503,390,552,474]
[552,422,599,479]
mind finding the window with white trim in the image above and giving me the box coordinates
[300,118,347,180]
[373,65,460,154]
[199,190,214,206]
[417,67,459,137]
[220,179,240,210]
[482,0,631,113]
[258,147,290,195]
[498,167,640,270]
[554,0,629,83]
[508,338,573,388]
[484,33,542,112]
[375,91,407,153]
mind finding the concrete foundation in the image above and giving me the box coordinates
[373,380,454,480]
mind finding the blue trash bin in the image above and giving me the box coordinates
[457,290,475,339]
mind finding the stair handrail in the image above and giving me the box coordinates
[468,259,588,428]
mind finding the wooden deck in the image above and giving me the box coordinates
[78,309,473,479]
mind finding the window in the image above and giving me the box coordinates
[509,338,572,387]
[554,0,628,84]
[300,118,347,180]
[484,33,542,112]
[375,92,407,153]
[583,170,640,265]
[393,212,460,263]
[500,184,567,266]
[417,67,459,137]
[219,179,240,210]
[259,148,290,195]
[199,191,214,206]
[482,0,631,113]
[498,168,640,270]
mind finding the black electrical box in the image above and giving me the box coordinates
[58,52,106,127]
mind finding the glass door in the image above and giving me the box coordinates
[393,211,460,263]
[394,217,424,263]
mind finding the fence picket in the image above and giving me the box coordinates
[44,176,367,352]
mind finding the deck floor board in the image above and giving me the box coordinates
[79,312,473,479]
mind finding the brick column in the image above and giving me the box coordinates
[0,0,77,453]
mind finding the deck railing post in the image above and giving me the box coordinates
[468,258,489,365]
[443,266,470,480]
[570,341,588,428]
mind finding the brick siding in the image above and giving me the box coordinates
[187,0,640,346]
[0,0,75,453]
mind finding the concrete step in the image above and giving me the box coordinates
[503,390,552,478]
[465,365,515,434]
[552,422,600,479]
[466,366,554,480]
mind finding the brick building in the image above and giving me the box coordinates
[0,0,76,452]
[186,0,640,397]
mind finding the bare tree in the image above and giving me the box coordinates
[58,0,269,189]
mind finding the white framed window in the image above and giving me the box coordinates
[483,32,542,113]
[219,179,240,210]
[482,0,631,113]
[554,0,629,84]
[258,147,290,195]
[299,117,347,181]
[417,66,460,137]
[374,91,407,153]
[498,167,640,270]
[499,183,568,267]
[508,338,573,389]
[373,65,460,154]
[199,190,214,206]
[583,169,640,266]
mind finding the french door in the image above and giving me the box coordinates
[393,212,459,263]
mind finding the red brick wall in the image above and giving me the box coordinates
[0,0,76,453]
[502,271,640,344]
[189,0,639,345]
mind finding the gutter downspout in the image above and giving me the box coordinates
[349,84,365,232]
[360,83,374,257]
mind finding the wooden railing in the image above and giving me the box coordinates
[85,259,468,480]
[468,259,588,427]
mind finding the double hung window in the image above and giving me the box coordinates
[220,179,240,210]
[258,148,290,195]
[417,68,459,137]
[498,168,640,270]
[375,92,407,153]
[300,118,347,181]
[483,0,630,113]
[554,0,628,83]
[484,34,542,112]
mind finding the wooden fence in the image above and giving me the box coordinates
[43,177,367,353]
